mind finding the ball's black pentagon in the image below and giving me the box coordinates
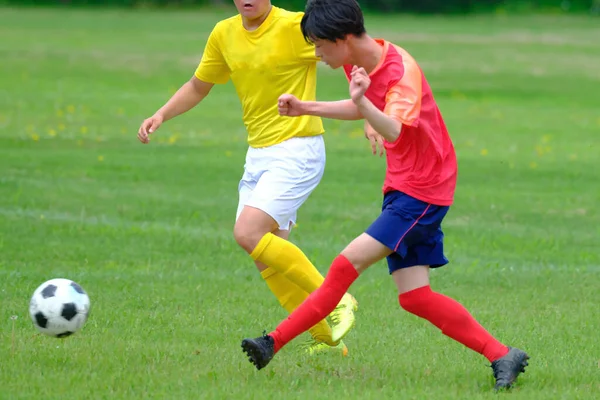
[41,284,57,299]
[61,303,77,321]
[35,312,48,328]
[56,331,73,338]
[70,282,85,294]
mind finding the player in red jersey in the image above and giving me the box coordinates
[241,0,529,390]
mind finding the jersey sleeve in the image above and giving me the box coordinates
[194,23,230,84]
[289,12,320,63]
[384,62,422,127]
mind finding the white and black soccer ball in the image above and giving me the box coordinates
[29,278,91,338]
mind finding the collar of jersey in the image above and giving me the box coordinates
[240,5,278,36]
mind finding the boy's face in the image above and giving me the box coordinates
[312,38,348,69]
[233,0,271,20]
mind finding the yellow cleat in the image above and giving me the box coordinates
[329,293,359,343]
[301,339,349,357]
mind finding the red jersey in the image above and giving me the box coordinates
[343,39,457,206]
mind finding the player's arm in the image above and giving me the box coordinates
[159,23,229,122]
[348,66,400,142]
[138,23,229,143]
[350,64,421,143]
[354,96,401,143]
[154,77,214,123]
[139,78,212,141]
[278,96,363,120]
[303,99,363,120]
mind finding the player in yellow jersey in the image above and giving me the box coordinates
[137,0,357,354]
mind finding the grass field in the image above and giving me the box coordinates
[1,6,599,399]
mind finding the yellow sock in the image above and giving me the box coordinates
[260,268,334,345]
[251,232,324,294]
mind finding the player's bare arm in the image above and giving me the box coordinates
[350,66,401,143]
[278,94,362,120]
[138,77,214,144]
[354,96,400,143]
[304,99,363,120]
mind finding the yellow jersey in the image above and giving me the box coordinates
[194,6,324,148]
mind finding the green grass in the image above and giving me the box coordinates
[1,6,600,399]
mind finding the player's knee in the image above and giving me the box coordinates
[398,290,430,315]
[398,294,418,313]
[233,221,265,254]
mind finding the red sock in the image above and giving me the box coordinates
[269,255,358,353]
[399,285,509,362]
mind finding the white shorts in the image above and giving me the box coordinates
[236,135,326,230]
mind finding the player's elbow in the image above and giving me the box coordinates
[381,131,399,143]
[383,120,402,142]
[387,129,401,142]
[190,76,214,98]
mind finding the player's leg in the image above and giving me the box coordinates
[267,233,390,351]
[240,189,409,369]
[236,165,339,347]
[235,136,357,341]
[385,194,528,390]
[241,232,391,370]
[234,137,355,344]
[394,264,511,361]
[257,225,344,348]
[234,136,328,293]
[394,265,529,390]
[235,205,324,291]
[235,148,325,290]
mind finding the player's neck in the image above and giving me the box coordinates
[242,5,273,31]
[348,35,383,74]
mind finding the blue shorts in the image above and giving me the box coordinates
[365,191,450,274]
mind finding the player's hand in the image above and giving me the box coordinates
[350,66,370,104]
[278,94,305,117]
[138,114,164,144]
[365,122,385,157]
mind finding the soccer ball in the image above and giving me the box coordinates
[29,278,91,338]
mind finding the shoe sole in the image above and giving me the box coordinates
[241,339,267,371]
[494,351,530,391]
[302,341,350,357]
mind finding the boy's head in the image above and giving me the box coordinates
[301,0,366,69]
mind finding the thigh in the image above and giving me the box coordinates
[366,191,449,274]
[236,148,260,222]
[246,136,326,230]
[365,192,431,258]
[236,173,256,222]
[340,233,393,274]
[393,225,448,271]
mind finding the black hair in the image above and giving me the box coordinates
[301,0,366,43]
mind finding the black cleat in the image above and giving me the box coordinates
[241,333,275,370]
[491,347,530,390]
